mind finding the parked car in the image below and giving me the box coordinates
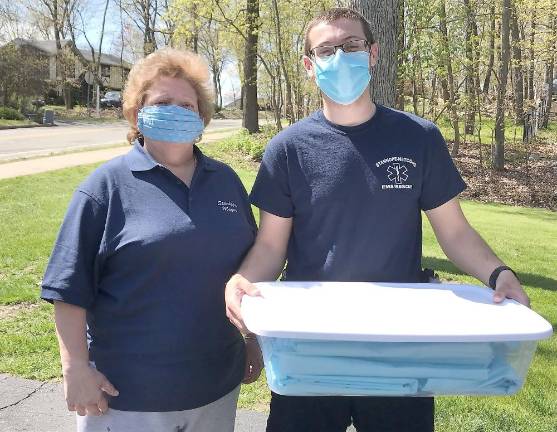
[100,91,122,108]
[31,99,45,108]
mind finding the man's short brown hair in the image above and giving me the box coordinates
[303,8,375,57]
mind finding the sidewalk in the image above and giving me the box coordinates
[0,130,236,180]
[0,374,268,432]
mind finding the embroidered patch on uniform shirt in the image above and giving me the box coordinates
[376,157,416,190]
[218,200,238,213]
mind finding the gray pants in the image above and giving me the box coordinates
[76,385,241,432]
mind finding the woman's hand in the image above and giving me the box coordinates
[242,335,264,384]
[63,362,119,416]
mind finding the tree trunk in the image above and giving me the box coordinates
[242,0,259,133]
[212,65,219,110]
[464,0,477,134]
[271,0,293,124]
[349,0,399,107]
[541,11,555,129]
[217,71,223,111]
[510,2,524,125]
[483,4,496,95]
[494,0,512,171]
[438,0,460,156]
[273,70,282,131]
[395,0,405,110]
[527,10,536,100]
[142,1,157,55]
[52,1,73,110]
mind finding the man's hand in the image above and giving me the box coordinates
[63,362,119,416]
[225,274,261,333]
[493,270,530,307]
[242,335,264,384]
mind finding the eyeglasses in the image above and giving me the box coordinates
[309,39,370,59]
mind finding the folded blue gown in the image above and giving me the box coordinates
[261,338,522,396]
[277,375,419,396]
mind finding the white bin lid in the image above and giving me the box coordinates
[241,282,553,342]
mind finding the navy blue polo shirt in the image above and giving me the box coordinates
[250,105,466,283]
[41,141,256,412]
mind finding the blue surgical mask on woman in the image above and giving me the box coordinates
[137,104,204,143]
[312,50,372,105]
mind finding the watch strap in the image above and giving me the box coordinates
[488,265,517,289]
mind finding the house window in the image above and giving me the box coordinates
[101,65,111,78]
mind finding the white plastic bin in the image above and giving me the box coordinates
[241,282,553,397]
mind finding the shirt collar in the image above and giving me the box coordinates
[126,140,217,172]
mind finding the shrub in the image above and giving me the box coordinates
[218,125,278,161]
[0,106,25,120]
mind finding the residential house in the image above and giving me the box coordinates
[7,38,132,103]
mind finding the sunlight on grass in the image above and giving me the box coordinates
[0,132,555,429]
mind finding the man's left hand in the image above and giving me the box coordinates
[493,270,530,307]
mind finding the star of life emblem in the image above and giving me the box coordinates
[387,163,408,184]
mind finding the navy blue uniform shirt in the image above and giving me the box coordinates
[250,106,466,283]
[41,141,256,412]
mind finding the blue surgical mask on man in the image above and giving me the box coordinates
[312,50,372,105]
[137,105,204,143]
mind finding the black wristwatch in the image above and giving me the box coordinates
[488,266,518,289]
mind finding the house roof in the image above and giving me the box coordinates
[11,38,132,69]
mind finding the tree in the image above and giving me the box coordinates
[494,0,512,171]
[27,0,78,108]
[526,8,536,101]
[463,0,480,134]
[0,42,48,106]
[65,0,111,114]
[509,1,524,125]
[541,0,556,128]
[482,4,496,95]
[121,0,161,55]
[270,0,293,124]
[438,0,460,156]
[197,15,230,110]
[243,0,259,132]
[349,0,399,107]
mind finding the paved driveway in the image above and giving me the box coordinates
[0,119,242,161]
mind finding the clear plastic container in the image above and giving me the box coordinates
[242,282,553,397]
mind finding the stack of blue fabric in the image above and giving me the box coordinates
[261,338,521,396]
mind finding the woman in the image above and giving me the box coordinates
[41,48,263,432]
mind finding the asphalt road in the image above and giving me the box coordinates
[0,374,269,432]
[0,119,243,161]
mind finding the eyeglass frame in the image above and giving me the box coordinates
[308,39,372,59]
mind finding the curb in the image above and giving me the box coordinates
[0,124,56,131]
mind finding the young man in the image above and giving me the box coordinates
[226,8,530,432]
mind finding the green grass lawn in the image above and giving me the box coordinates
[42,105,123,123]
[0,143,555,430]
[0,119,35,127]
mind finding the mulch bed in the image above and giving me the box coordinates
[451,137,557,211]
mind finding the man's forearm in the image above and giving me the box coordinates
[236,239,287,282]
[438,225,504,286]
[54,301,89,372]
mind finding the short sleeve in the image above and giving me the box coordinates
[41,190,107,308]
[419,126,467,211]
[249,138,293,218]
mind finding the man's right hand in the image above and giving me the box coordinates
[63,362,119,416]
[225,274,261,333]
